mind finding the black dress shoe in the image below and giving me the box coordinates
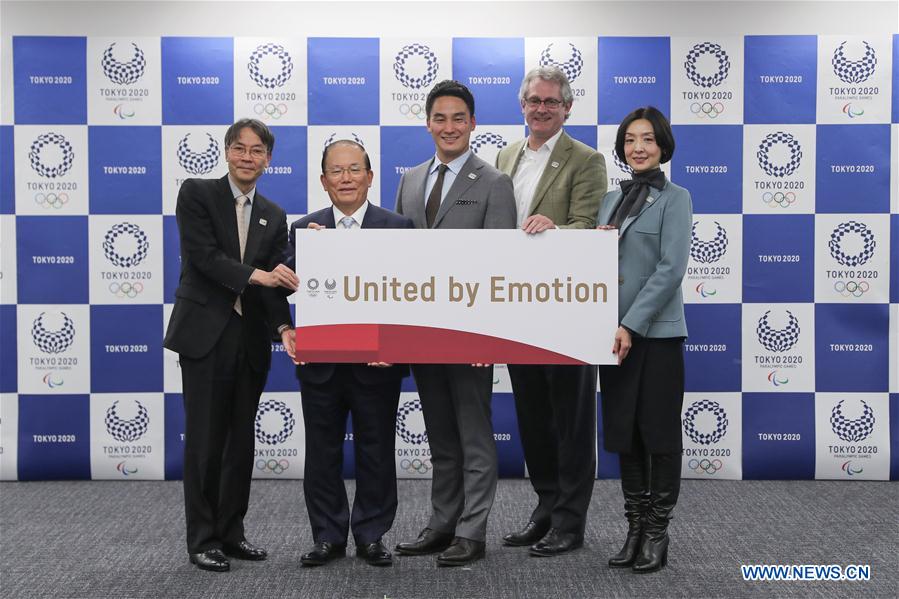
[437,537,485,567]
[395,528,454,556]
[503,521,550,547]
[223,540,268,561]
[300,541,346,567]
[356,540,392,566]
[189,549,230,572]
[529,528,584,557]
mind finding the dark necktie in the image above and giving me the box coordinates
[426,163,448,228]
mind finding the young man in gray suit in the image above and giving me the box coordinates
[393,80,517,566]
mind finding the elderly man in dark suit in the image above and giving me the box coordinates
[164,118,298,572]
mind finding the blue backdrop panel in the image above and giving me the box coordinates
[308,38,380,126]
[452,38,525,125]
[161,37,234,125]
[379,126,436,212]
[17,394,91,480]
[13,37,87,125]
[815,124,891,213]
[684,304,742,392]
[1,127,15,213]
[164,393,185,480]
[744,36,817,124]
[742,215,815,303]
[88,126,162,214]
[0,305,17,392]
[16,216,89,304]
[89,305,164,392]
[814,303,890,392]
[598,36,671,124]
[742,393,815,479]
[263,126,307,215]
[671,125,743,214]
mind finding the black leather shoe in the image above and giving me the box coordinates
[395,528,454,556]
[223,540,267,561]
[356,540,392,566]
[300,541,346,567]
[436,537,485,567]
[503,521,550,547]
[189,549,230,572]
[529,528,584,556]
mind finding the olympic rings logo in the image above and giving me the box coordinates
[690,102,724,118]
[35,192,70,209]
[255,459,289,474]
[834,280,870,297]
[400,458,432,474]
[688,458,723,475]
[253,103,288,120]
[761,191,797,208]
[399,103,426,120]
[109,282,144,298]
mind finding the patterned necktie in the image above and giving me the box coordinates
[339,215,356,230]
[234,195,249,315]
[426,163,448,228]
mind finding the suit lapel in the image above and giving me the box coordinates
[433,154,481,228]
[619,186,664,238]
[410,163,430,229]
[502,139,527,178]
[322,207,337,228]
[216,176,242,260]
[360,203,384,229]
[528,131,572,217]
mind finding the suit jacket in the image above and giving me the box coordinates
[395,152,517,230]
[288,202,414,386]
[495,130,607,229]
[596,179,692,338]
[163,176,292,372]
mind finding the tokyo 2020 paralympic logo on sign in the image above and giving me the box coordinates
[393,44,439,90]
[829,399,875,443]
[31,312,75,354]
[690,221,728,264]
[101,42,146,85]
[470,133,508,155]
[177,133,220,175]
[831,41,877,84]
[247,43,294,89]
[756,132,802,178]
[396,399,428,445]
[684,42,730,88]
[105,400,149,442]
[828,221,875,268]
[255,400,295,445]
[29,133,75,179]
[103,223,149,268]
[682,399,728,445]
[756,310,800,353]
[612,150,634,175]
[323,132,365,150]
[539,42,583,84]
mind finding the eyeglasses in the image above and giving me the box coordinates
[228,145,268,159]
[324,165,367,178]
[524,96,564,110]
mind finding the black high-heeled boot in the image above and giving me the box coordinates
[633,452,681,573]
[608,452,649,567]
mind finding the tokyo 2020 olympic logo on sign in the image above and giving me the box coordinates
[756,132,802,178]
[29,133,75,179]
[829,399,875,443]
[684,42,730,88]
[682,399,728,445]
[323,132,365,150]
[828,221,875,268]
[470,132,508,155]
[396,399,428,445]
[177,133,220,175]
[756,310,800,353]
[31,312,76,354]
[690,221,728,264]
[612,149,634,176]
[539,42,584,83]
[101,42,146,85]
[393,44,439,90]
[831,41,877,84]
[247,43,294,89]
[103,223,149,268]
[255,399,295,445]
[105,399,149,442]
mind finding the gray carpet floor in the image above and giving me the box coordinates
[1,479,896,599]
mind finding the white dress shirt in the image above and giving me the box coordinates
[332,201,369,229]
[511,128,563,227]
[424,149,472,206]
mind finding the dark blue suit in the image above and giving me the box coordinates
[287,203,413,546]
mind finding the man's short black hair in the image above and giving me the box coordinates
[614,106,675,165]
[321,139,371,173]
[225,118,275,153]
[425,80,475,120]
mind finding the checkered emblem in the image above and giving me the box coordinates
[831,40,877,84]
[247,43,294,89]
[539,42,584,83]
[31,311,75,354]
[682,399,728,445]
[828,221,875,268]
[177,133,220,175]
[684,42,730,88]
[690,221,728,264]
[756,132,802,178]
[103,222,149,268]
[105,400,150,442]
[396,398,428,445]
[612,149,634,175]
[29,132,75,179]
[101,42,146,85]
[255,399,295,445]
[470,132,508,155]
[393,43,439,90]
[830,399,875,443]
[323,132,365,150]
[756,310,800,353]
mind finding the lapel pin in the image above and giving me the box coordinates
[551,161,560,168]
[259,218,268,225]
[468,172,477,180]
[646,197,655,204]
